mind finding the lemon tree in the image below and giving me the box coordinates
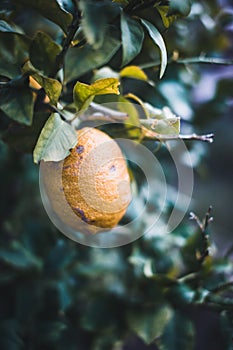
[0,1,233,349]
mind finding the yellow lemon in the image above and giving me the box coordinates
[62,127,131,229]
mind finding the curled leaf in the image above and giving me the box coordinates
[120,66,148,81]
[73,78,120,113]
[140,19,167,78]
[33,113,77,163]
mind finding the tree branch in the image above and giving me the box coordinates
[189,206,213,266]
[176,57,233,65]
[211,281,233,294]
[140,57,233,69]
[56,7,80,72]
[142,130,214,143]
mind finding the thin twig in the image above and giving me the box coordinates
[225,245,233,258]
[142,129,214,143]
[46,104,67,121]
[140,57,233,69]
[56,7,80,72]
[211,281,233,294]
[189,206,213,265]
[203,205,213,230]
[189,212,203,230]
[90,102,128,119]
[204,294,233,309]
[176,57,233,65]
[70,102,128,123]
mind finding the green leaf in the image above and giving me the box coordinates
[79,0,119,49]
[166,283,195,305]
[37,321,67,343]
[181,230,204,271]
[152,118,180,135]
[0,320,23,350]
[81,296,123,332]
[45,240,76,274]
[73,78,120,112]
[157,6,178,28]
[220,311,233,350]
[33,113,77,163]
[158,312,195,350]
[13,0,72,33]
[121,12,144,66]
[128,304,173,344]
[32,75,62,104]
[112,0,129,4]
[120,65,148,81]
[168,0,192,16]
[118,96,141,135]
[141,105,180,135]
[0,32,30,78]
[0,241,42,270]
[65,36,121,82]
[22,61,62,104]
[29,31,62,77]
[0,20,23,34]
[0,83,34,126]
[2,112,50,153]
[140,19,167,79]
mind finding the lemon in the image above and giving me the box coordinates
[62,127,131,229]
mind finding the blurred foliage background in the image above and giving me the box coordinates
[0,0,233,349]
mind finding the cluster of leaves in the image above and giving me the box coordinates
[0,0,233,349]
[0,0,193,163]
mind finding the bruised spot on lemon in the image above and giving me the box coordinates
[62,127,131,229]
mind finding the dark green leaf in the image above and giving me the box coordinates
[2,112,50,153]
[168,0,192,16]
[181,230,204,271]
[65,36,121,82]
[92,334,119,350]
[37,321,67,343]
[0,241,42,270]
[220,311,233,350]
[166,283,195,306]
[113,0,129,4]
[30,31,62,77]
[158,312,195,350]
[0,32,30,78]
[0,319,23,350]
[128,304,173,344]
[79,0,119,49]
[120,12,144,66]
[81,296,123,332]
[13,0,72,33]
[0,83,34,126]
[33,113,77,163]
[140,19,167,78]
[45,240,76,274]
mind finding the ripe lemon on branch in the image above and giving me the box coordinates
[61,127,131,230]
